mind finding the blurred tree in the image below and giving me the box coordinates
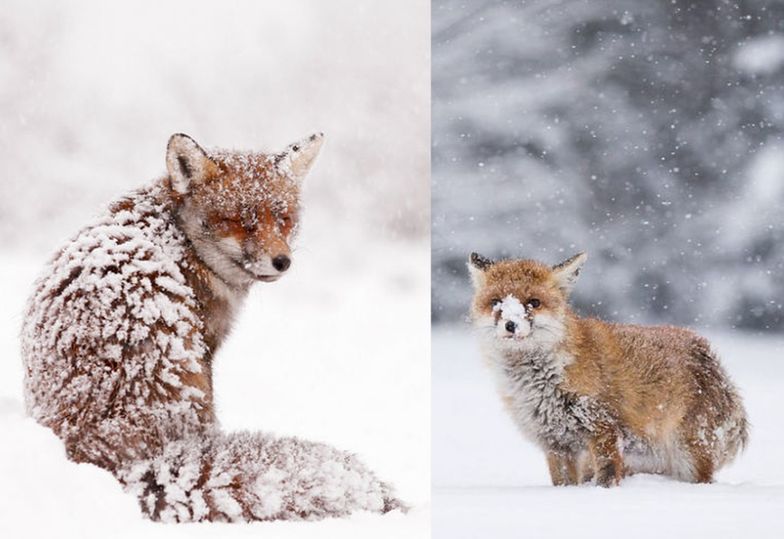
[433,0,784,331]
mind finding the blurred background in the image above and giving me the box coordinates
[0,1,430,535]
[1,0,429,249]
[433,0,784,332]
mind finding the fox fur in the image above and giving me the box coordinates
[21,133,401,522]
[468,252,748,487]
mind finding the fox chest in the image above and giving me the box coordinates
[494,352,603,451]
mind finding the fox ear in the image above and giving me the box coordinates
[279,132,324,185]
[468,252,494,288]
[552,252,587,294]
[166,133,215,194]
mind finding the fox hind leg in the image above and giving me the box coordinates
[683,436,715,483]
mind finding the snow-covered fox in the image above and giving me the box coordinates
[21,133,401,522]
[468,252,748,487]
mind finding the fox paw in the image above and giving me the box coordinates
[595,463,622,487]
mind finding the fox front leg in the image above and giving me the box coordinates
[588,427,624,487]
[546,450,579,486]
[576,450,594,483]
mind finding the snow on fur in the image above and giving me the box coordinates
[120,429,395,523]
[20,139,401,522]
[22,183,210,468]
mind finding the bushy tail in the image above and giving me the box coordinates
[692,343,750,470]
[720,399,749,467]
[118,430,403,522]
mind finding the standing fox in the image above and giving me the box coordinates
[21,133,400,522]
[468,252,748,487]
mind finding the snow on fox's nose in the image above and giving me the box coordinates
[496,295,531,339]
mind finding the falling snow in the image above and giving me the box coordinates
[432,0,784,332]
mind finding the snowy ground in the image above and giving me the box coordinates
[432,326,784,538]
[0,233,430,538]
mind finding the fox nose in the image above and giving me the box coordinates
[272,254,291,272]
[505,320,517,333]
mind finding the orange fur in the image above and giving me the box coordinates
[469,252,748,486]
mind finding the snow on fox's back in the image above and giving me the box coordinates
[20,132,404,522]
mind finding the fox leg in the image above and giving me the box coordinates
[588,427,624,487]
[546,450,579,485]
[118,430,402,522]
[576,450,594,483]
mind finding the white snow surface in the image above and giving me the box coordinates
[0,236,430,537]
[433,326,784,539]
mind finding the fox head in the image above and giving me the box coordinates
[166,132,323,287]
[468,252,587,350]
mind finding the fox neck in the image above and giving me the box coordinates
[484,311,597,450]
[157,187,251,352]
[181,242,249,355]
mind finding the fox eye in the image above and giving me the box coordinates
[528,298,541,308]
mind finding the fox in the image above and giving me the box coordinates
[467,251,748,487]
[21,133,402,522]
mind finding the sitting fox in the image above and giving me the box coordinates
[21,133,400,522]
[468,252,748,487]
